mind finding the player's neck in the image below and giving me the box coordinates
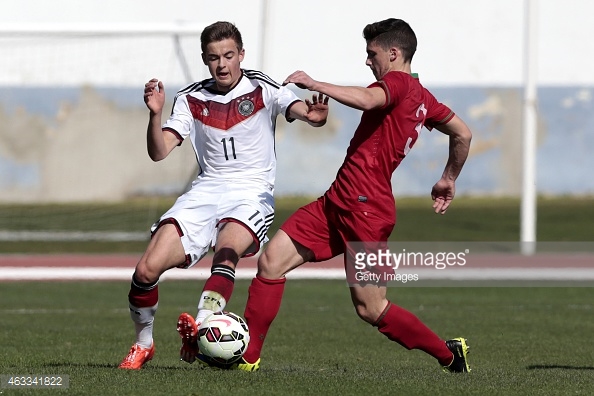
[215,80,240,93]
[392,62,412,74]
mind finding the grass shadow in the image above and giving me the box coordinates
[44,362,197,371]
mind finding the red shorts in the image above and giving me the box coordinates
[280,196,395,284]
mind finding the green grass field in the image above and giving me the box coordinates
[1,280,593,395]
[1,197,593,395]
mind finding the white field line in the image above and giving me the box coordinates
[0,308,129,314]
[2,267,594,281]
[0,230,147,241]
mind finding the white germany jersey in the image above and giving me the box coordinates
[162,69,301,189]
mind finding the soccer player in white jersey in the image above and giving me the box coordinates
[119,21,329,370]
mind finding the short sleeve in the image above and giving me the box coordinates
[162,94,193,143]
[423,88,455,130]
[372,72,409,110]
[275,85,302,122]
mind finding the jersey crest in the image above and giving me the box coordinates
[238,99,255,116]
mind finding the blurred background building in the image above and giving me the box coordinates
[1,0,593,202]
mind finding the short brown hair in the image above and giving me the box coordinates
[200,21,243,53]
[363,18,417,63]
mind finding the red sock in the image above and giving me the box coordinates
[242,275,286,363]
[375,302,453,366]
[128,276,159,308]
[201,273,235,305]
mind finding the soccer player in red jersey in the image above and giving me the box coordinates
[234,18,473,372]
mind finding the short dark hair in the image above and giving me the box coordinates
[363,18,417,63]
[200,21,243,53]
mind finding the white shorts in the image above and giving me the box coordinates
[151,179,274,269]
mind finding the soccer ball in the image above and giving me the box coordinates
[197,311,250,365]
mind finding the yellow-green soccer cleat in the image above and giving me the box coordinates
[196,354,260,372]
[232,357,260,372]
[443,338,471,373]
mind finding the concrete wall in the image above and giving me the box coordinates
[2,84,592,203]
[0,87,196,202]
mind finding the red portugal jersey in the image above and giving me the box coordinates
[325,71,454,219]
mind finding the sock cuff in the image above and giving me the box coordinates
[129,277,159,307]
[211,264,236,282]
[372,301,393,327]
[256,274,287,285]
[131,274,159,291]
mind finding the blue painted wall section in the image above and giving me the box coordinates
[0,85,592,202]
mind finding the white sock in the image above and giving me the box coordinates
[129,303,158,348]
[195,309,213,327]
[134,320,154,348]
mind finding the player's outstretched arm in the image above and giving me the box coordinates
[283,70,385,111]
[288,93,329,127]
[144,78,179,162]
[431,115,472,215]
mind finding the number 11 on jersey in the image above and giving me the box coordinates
[221,137,237,160]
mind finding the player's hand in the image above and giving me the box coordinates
[431,178,456,215]
[283,70,315,90]
[304,93,330,125]
[144,78,165,114]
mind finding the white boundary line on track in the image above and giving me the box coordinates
[2,267,594,281]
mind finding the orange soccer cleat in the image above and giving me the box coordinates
[118,343,155,370]
[177,312,199,364]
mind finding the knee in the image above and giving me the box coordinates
[134,258,162,284]
[212,247,240,267]
[257,249,284,279]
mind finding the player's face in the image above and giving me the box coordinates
[202,38,245,92]
[365,41,391,81]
